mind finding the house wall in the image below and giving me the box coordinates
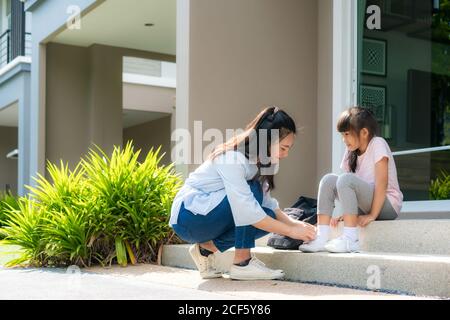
[186,0,319,207]
[123,115,172,166]
[0,126,18,194]
[123,83,175,114]
[45,43,90,167]
[45,42,175,169]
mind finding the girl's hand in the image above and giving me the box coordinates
[288,222,316,242]
[358,214,376,227]
[330,216,343,228]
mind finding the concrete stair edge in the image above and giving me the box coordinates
[161,244,450,298]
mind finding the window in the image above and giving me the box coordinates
[357,0,450,200]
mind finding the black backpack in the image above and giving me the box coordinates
[266,196,317,250]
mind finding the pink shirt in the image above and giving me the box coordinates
[340,136,403,214]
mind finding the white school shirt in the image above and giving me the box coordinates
[169,150,280,227]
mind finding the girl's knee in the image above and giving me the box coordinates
[319,173,338,189]
[336,173,356,190]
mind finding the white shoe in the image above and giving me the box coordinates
[250,253,284,274]
[298,238,328,253]
[229,256,285,281]
[324,236,360,253]
[189,244,222,279]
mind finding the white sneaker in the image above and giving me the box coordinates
[298,238,327,253]
[229,256,285,281]
[324,236,360,253]
[250,254,284,274]
[189,244,222,279]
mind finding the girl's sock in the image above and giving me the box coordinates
[343,227,358,242]
[316,225,331,242]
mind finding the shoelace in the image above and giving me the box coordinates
[250,255,282,273]
[206,253,220,273]
[251,254,266,267]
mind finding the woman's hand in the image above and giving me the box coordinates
[288,222,317,242]
[358,214,376,227]
[330,216,343,228]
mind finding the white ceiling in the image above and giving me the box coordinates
[0,103,18,127]
[52,0,176,55]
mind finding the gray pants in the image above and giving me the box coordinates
[318,173,398,220]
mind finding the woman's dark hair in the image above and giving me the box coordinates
[337,106,379,173]
[210,106,296,190]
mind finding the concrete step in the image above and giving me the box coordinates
[161,244,450,298]
[256,220,450,256]
[398,202,450,220]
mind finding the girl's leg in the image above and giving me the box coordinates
[324,173,374,253]
[299,174,338,252]
[336,173,397,221]
[376,199,398,220]
[317,173,339,225]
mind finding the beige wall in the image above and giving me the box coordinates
[187,0,319,207]
[123,83,175,114]
[0,126,18,194]
[46,43,91,168]
[123,115,172,166]
[45,42,175,169]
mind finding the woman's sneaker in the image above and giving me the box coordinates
[229,257,285,280]
[324,236,360,253]
[298,238,328,253]
[189,244,222,279]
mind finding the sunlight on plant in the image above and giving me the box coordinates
[0,142,182,268]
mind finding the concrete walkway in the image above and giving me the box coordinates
[0,264,436,300]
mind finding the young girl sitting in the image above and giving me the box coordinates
[170,107,316,280]
[299,106,403,253]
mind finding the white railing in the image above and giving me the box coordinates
[392,145,450,157]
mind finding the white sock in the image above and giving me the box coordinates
[317,225,330,242]
[343,227,358,242]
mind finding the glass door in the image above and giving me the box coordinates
[357,0,450,201]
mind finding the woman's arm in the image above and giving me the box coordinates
[253,215,316,241]
[274,208,297,225]
[359,157,388,227]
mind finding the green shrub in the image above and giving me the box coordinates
[0,198,47,266]
[0,142,182,268]
[0,191,19,231]
[430,170,450,200]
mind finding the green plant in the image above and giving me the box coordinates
[0,197,47,267]
[0,191,19,234]
[82,143,181,266]
[0,142,182,268]
[430,170,450,200]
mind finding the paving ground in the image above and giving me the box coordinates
[0,263,436,300]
